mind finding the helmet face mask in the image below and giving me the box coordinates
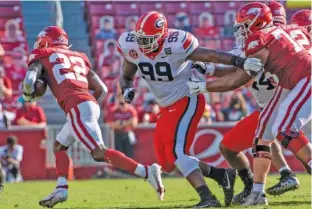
[234,2,273,48]
[135,31,161,53]
[135,11,168,54]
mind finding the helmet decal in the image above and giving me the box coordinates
[155,18,165,28]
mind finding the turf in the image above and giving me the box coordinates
[0,174,310,209]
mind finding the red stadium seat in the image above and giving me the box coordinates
[0,1,20,6]
[189,2,214,15]
[221,38,235,50]
[88,3,115,16]
[91,16,101,29]
[216,14,225,26]
[0,41,27,52]
[164,2,190,15]
[115,16,127,29]
[140,2,165,14]
[213,2,239,14]
[115,2,139,16]
[191,16,200,27]
[167,15,177,28]
[0,6,21,17]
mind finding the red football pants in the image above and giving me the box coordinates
[221,110,260,153]
[154,95,205,173]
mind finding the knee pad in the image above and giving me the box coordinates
[277,131,309,154]
[174,155,199,177]
[252,138,272,159]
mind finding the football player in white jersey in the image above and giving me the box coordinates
[118,11,263,208]
[190,2,306,204]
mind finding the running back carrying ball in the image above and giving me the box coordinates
[34,78,47,97]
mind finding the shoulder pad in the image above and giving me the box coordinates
[117,32,137,56]
[28,48,51,67]
[77,52,92,69]
[165,29,199,55]
[244,33,267,56]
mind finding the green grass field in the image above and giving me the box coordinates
[0,174,310,209]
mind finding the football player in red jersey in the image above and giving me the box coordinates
[187,2,311,206]
[291,9,312,34]
[22,26,165,208]
[119,11,263,208]
[191,1,302,204]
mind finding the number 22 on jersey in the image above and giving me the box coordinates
[49,53,88,84]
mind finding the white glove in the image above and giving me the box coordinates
[192,61,215,76]
[243,58,263,76]
[186,79,208,95]
[122,87,135,104]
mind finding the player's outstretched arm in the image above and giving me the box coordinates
[188,47,263,76]
[193,61,239,77]
[23,61,44,98]
[187,69,253,94]
[119,59,138,104]
[87,70,108,103]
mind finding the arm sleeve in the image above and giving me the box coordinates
[23,61,44,95]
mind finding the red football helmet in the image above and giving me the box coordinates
[135,11,168,54]
[34,26,69,49]
[265,1,286,25]
[234,2,273,47]
[291,10,311,32]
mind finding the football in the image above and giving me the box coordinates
[34,78,48,97]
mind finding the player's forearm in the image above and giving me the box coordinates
[213,65,239,77]
[189,47,247,69]
[23,61,43,94]
[119,76,134,91]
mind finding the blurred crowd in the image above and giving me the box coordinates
[0,17,46,129]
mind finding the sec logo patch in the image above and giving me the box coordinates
[129,49,138,59]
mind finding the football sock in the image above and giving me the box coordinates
[278,166,291,173]
[104,149,138,175]
[134,164,147,178]
[56,176,68,188]
[308,160,312,168]
[253,183,265,193]
[202,165,225,182]
[196,185,213,200]
[55,150,70,177]
[238,167,253,190]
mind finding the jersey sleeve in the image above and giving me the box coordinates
[117,32,137,64]
[28,48,49,67]
[170,30,199,59]
[244,33,268,56]
[79,53,92,69]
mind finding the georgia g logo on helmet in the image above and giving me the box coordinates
[155,18,165,28]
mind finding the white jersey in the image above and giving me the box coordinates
[118,29,199,107]
[228,47,276,108]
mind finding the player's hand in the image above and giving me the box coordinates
[22,92,40,103]
[186,79,208,95]
[122,87,135,104]
[192,62,215,76]
[243,58,263,76]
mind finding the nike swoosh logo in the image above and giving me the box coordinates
[225,172,231,190]
[169,109,176,112]
[161,56,168,58]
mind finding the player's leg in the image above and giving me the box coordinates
[165,95,221,207]
[69,101,164,200]
[273,78,312,170]
[243,86,287,206]
[219,111,260,204]
[266,141,300,195]
[0,163,4,192]
[39,121,73,208]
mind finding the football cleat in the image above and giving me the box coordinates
[39,187,68,208]
[266,173,300,196]
[146,163,165,201]
[217,168,237,206]
[193,196,221,208]
[241,191,268,206]
[232,187,252,205]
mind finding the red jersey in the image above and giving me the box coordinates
[28,47,96,113]
[245,24,311,90]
